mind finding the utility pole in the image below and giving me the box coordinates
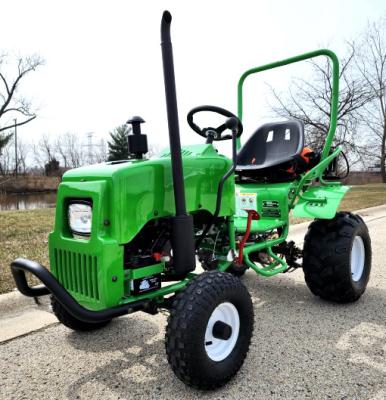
[81,132,95,165]
[87,132,93,164]
[14,119,18,176]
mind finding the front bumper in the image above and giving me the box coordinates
[10,258,151,323]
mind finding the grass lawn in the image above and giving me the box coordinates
[0,208,55,294]
[339,183,386,211]
[0,183,385,295]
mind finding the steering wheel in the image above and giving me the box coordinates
[187,105,243,142]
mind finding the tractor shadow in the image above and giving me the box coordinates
[64,272,386,399]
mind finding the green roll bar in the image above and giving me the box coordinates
[237,49,339,161]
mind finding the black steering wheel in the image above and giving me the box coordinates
[187,105,243,142]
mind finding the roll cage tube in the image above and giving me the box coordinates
[237,49,339,161]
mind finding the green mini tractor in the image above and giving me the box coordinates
[11,11,371,390]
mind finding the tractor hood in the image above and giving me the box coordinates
[62,144,219,181]
[54,144,234,245]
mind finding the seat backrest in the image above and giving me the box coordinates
[237,120,304,168]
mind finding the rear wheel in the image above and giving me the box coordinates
[165,271,254,390]
[303,212,371,303]
[51,296,111,331]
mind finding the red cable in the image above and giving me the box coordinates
[236,210,260,265]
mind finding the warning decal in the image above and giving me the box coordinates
[235,192,257,217]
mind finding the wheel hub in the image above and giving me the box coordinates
[351,235,365,282]
[212,320,233,340]
[204,302,240,362]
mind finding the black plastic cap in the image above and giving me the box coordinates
[127,116,145,124]
[212,320,233,340]
[162,10,172,24]
[225,117,239,131]
[127,116,146,135]
[161,11,172,43]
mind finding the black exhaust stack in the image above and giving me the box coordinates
[161,11,195,275]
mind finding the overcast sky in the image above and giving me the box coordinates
[1,0,386,154]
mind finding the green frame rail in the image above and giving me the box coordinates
[230,49,341,278]
[237,49,339,162]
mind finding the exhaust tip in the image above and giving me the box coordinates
[162,10,172,24]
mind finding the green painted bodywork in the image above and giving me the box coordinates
[46,49,348,312]
[61,144,234,245]
[49,144,234,310]
[234,182,293,233]
[293,184,349,219]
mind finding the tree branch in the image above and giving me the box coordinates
[0,115,36,133]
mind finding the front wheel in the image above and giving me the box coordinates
[303,212,371,303]
[165,271,254,390]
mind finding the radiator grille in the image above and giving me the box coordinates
[54,249,100,300]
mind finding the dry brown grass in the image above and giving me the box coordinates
[0,183,385,295]
[339,183,386,211]
[0,208,54,294]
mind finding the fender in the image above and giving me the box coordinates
[292,184,350,219]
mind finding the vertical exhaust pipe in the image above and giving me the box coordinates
[160,11,196,275]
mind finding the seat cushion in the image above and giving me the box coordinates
[236,120,304,181]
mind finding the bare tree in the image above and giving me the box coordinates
[354,17,386,181]
[17,139,29,174]
[93,138,107,163]
[0,53,44,131]
[0,138,13,174]
[0,53,43,170]
[269,46,374,168]
[55,132,83,168]
[32,134,56,169]
[0,129,12,162]
[148,143,161,157]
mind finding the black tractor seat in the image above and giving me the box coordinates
[236,120,305,182]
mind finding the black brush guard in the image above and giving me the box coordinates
[10,258,152,323]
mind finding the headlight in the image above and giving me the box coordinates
[68,202,92,237]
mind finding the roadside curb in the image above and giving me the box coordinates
[0,291,55,343]
[0,290,51,318]
[355,203,386,218]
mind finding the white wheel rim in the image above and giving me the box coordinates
[351,236,365,282]
[204,302,240,362]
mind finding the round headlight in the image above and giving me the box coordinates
[68,202,92,236]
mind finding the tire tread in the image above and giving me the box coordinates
[165,271,253,390]
[303,212,371,303]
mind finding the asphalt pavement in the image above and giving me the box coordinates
[1,206,386,399]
